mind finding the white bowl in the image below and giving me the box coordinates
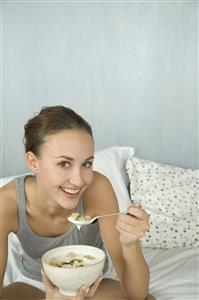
[42,245,106,296]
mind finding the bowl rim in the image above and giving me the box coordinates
[42,245,106,269]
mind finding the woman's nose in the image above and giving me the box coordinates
[69,168,84,186]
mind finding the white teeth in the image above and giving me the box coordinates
[62,188,80,194]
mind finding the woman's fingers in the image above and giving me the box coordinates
[115,204,150,245]
[42,271,57,290]
[86,276,103,297]
[42,269,101,299]
[128,205,148,220]
[76,285,87,299]
[42,269,102,299]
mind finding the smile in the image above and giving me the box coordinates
[60,187,81,195]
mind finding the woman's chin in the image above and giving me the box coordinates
[59,197,80,210]
[56,189,83,209]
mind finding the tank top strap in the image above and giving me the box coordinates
[15,175,29,230]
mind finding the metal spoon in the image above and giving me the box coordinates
[68,211,124,226]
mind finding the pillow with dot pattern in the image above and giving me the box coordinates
[126,156,199,248]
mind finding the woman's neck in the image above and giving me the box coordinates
[24,175,74,219]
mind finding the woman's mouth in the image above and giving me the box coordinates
[60,187,81,198]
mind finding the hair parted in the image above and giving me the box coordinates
[24,105,93,156]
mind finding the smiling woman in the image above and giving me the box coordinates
[25,128,94,211]
[1,105,154,300]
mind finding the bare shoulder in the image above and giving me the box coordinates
[88,171,114,192]
[1,179,17,201]
[0,180,18,233]
[83,171,119,215]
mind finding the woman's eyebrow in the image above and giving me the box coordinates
[54,156,74,160]
[54,155,94,161]
[84,155,94,161]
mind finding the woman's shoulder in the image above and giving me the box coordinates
[92,171,113,186]
[0,180,18,232]
[83,171,118,215]
[1,179,16,196]
[84,171,115,198]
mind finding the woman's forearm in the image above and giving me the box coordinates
[122,241,150,300]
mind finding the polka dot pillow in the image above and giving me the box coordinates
[126,156,199,248]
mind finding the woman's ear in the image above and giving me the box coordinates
[26,151,39,174]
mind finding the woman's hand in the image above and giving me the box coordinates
[115,204,150,247]
[42,271,102,300]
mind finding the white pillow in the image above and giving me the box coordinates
[93,146,135,212]
[126,156,199,249]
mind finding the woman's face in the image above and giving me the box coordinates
[34,129,94,210]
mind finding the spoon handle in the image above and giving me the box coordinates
[96,211,125,220]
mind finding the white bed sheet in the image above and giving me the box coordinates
[143,247,199,300]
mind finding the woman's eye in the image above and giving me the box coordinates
[83,161,93,168]
[58,161,70,168]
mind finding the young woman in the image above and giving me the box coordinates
[1,106,154,300]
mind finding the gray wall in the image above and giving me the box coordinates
[1,1,198,177]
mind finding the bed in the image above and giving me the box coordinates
[1,146,199,300]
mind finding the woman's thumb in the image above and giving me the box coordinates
[77,285,88,299]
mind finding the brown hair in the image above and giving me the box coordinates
[24,105,93,156]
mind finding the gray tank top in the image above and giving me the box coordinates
[15,175,108,281]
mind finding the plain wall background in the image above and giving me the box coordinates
[1,1,198,177]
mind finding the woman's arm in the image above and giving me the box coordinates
[0,183,18,299]
[0,229,8,299]
[115,206,150,300]
[83,172,150,300]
